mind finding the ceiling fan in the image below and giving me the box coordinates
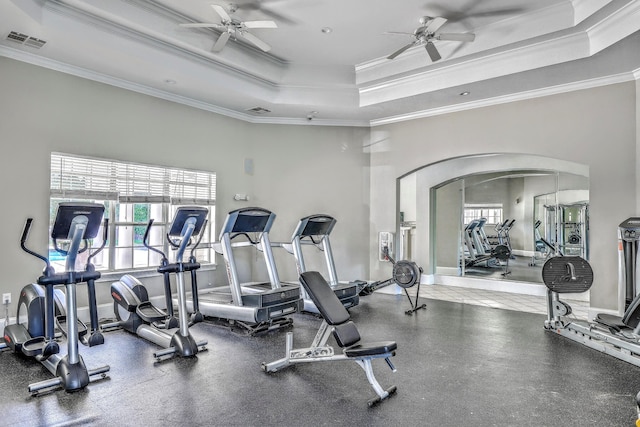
[180,3,277,53]
[386,16,475,62]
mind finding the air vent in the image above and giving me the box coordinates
[6,31,47,49]
[246,107,271,114]
[7,31,28,43]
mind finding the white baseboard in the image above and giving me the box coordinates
[514,250,533,257]
[368,272,549,297]
[433,274,549,296]
[419,273,590,302]
[434,267,459,276]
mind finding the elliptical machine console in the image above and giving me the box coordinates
[0,202,110,395]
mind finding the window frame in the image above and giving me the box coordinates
[49,153,216,274]
[463,204,503,226]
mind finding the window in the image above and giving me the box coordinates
[463,204,503,225]
[50,153,216,272]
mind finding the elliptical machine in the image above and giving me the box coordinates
[0,203,110,395]
[105,206,208,362]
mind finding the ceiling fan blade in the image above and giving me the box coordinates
[211,4,231,22]
[243,20,278,29]
[425,41,441,61]
[464,7,526,18]
[212,31,230,52]
[424,2,526,21]
[384,31,414,36]
[237,0,297,25]
[436,32,475,42]
[240,31,271,52]
[180,23,226,29]
[424,16,447,33]
[387,42,416,60]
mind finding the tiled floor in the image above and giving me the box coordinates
[409,254,591,320]
[414,283,590,320]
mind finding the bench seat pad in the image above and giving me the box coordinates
[344,341,397,358]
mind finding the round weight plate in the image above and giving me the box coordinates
[541,256,593,293]
[393,260,421,289]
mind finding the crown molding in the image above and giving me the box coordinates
[0,45,369,127]
[369,71,635,126]
[1,44,634,129]
[358,0,640,107]
[360,31,588,107]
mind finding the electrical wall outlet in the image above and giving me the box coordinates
[2,293,10,305]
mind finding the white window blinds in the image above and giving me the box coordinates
[50,152,216,205]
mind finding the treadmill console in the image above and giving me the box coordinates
[294,215,336,238]
[221,207,275,235]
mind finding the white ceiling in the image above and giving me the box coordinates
[2,0,640,126]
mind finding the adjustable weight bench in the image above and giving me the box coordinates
[262,271,398,406]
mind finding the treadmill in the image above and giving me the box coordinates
[274,214,359,313]
[185,207,302,334]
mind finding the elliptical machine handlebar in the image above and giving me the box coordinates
[142,219,168,264]
[142,217,208,265]
[86,218,108,268]
[20,218,53,274]
[190,219,207,260]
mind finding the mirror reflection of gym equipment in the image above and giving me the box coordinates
[399,156,589,300]
[535,201,589,260]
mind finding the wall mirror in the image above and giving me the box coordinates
[398,154,589,293]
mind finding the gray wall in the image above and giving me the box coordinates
[0,57,370,310]
[370,83,637,311]
[1,56,638,315]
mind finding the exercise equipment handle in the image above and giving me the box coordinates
[20,218,51,271]
[143,219,167,260]
[87,218,109,265]
[383,246,396,265]
[190,219,207,259]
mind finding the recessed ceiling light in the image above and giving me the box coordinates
[460,91,470,96]
[321,27,332,34]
